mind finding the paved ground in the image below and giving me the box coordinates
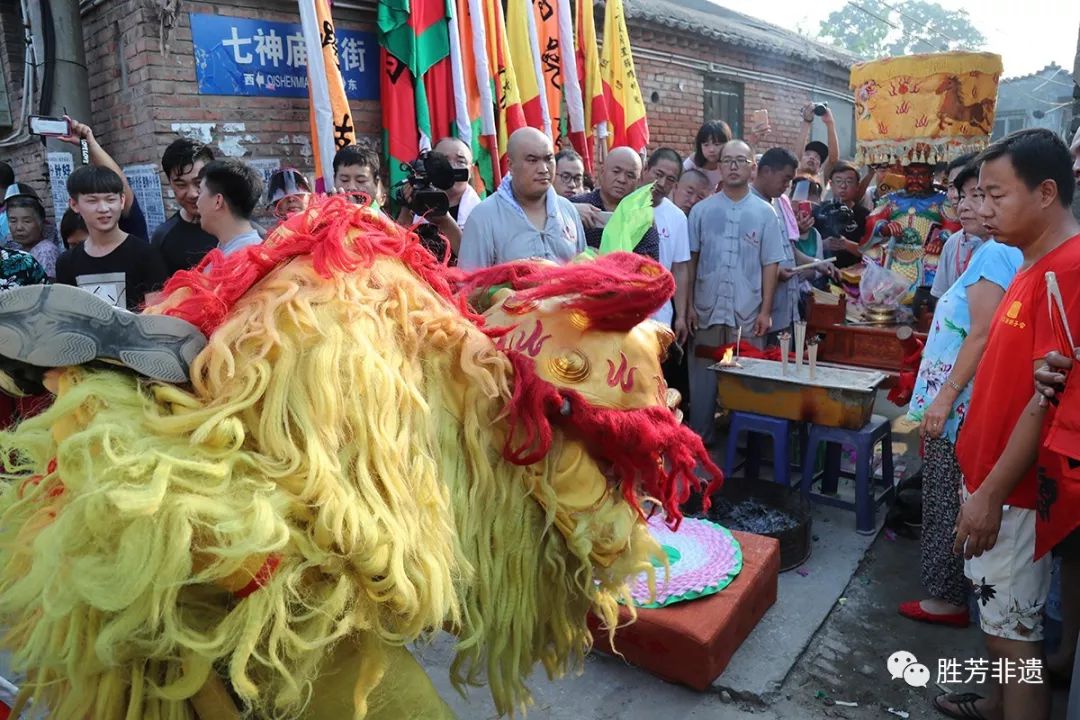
[422,525,1071,719]
[419,393,1074,719]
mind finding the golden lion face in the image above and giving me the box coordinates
[484,288,677,413]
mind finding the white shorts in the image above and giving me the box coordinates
[961,487,1052,641]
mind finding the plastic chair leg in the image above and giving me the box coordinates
[854,438,875,534]
[821,442,842,495]
[724,425,741,480]
[773,429,791,486]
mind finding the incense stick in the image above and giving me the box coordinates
[794,321,806,371]
[791,256,838,273]
[735,326,742,363]
[779,331,791,375]
[1046,271,1077,350]
[808,335,820,381]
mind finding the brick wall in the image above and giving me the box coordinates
[630,26,853,162]
[0,0,854,228]
[0,0,379,227]
[0,1,48,206]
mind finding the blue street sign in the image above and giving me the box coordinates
[190,13,378,100]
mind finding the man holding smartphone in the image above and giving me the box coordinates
[53,116,149,240]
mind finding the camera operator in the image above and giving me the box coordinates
[795,102,839,184]
[813,161,870,268]
[392,146,471,259]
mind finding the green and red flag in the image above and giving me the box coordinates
[377,0,455,192]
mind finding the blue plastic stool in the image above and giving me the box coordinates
[800,414,895,534]
[724,411,796,487]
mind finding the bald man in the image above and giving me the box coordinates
[571,146,660,260]
[458,127,585,270]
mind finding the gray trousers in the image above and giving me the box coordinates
[688,324,765,446]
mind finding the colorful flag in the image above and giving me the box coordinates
[575,0,609,171]
[557,0,588,162]
[506,0,551,135]
[299,0,354,191]
[599,0,649,152]
[453,0,500,191]
[532,0,563,145]
[481,0,526,175]
[378,0,454,193]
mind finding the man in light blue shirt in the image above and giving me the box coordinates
[458,128,585,270]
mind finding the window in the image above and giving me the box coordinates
[993,113,1027,140]
[704,77,743,138]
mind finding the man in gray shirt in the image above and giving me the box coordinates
[458,127,586,269]
[750,147,800,339]
[687,140,784,444]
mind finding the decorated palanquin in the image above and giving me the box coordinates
[851,52,1002,295]
[0,196,722,719]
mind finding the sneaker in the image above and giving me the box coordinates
[0,284,207,383]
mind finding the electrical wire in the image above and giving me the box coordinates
[0,0,37,147]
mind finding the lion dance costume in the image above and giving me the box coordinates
[851,51,1002,297]
[0,196,721,719]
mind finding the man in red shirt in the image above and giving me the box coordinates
[939,128,1080,720]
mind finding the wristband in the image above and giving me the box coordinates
[946,378,965,393]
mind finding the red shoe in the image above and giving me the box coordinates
[898,600,970,628]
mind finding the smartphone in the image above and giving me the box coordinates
[751,109,769,128]
[28,115,70,137]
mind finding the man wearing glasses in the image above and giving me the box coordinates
[553,149,586,198]
[812,161,871,268]
[686,140,785,445]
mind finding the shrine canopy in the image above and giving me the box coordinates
[850,51,1003,167]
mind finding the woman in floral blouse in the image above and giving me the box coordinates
[900,164,1023,628]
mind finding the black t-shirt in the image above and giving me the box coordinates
[569,189,660,261]
[55,235,170,311]
[150,212,218,276]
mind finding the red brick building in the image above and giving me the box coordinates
[0,0,853,231]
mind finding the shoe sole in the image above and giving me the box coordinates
[0,285,207,383]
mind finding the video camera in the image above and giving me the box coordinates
[393,150,470,218]
[815,201,858,239]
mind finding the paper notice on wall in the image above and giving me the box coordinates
[123,164,167,237]
[248,158,282,200]
[47,151,74,229]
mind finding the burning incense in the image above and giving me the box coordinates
[735,326,743,364]
[1046,271,1077,350]
[794,321,807,371]
[778,331,791,375]
[808,335,821,381]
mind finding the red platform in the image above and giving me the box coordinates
[587,530,780,691]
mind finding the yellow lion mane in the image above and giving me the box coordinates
[0,203,658,719]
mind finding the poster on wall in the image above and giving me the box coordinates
[248,157,283,197]
[46,151,74,230]
[189,13,378,101]
[122,164,167,237]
